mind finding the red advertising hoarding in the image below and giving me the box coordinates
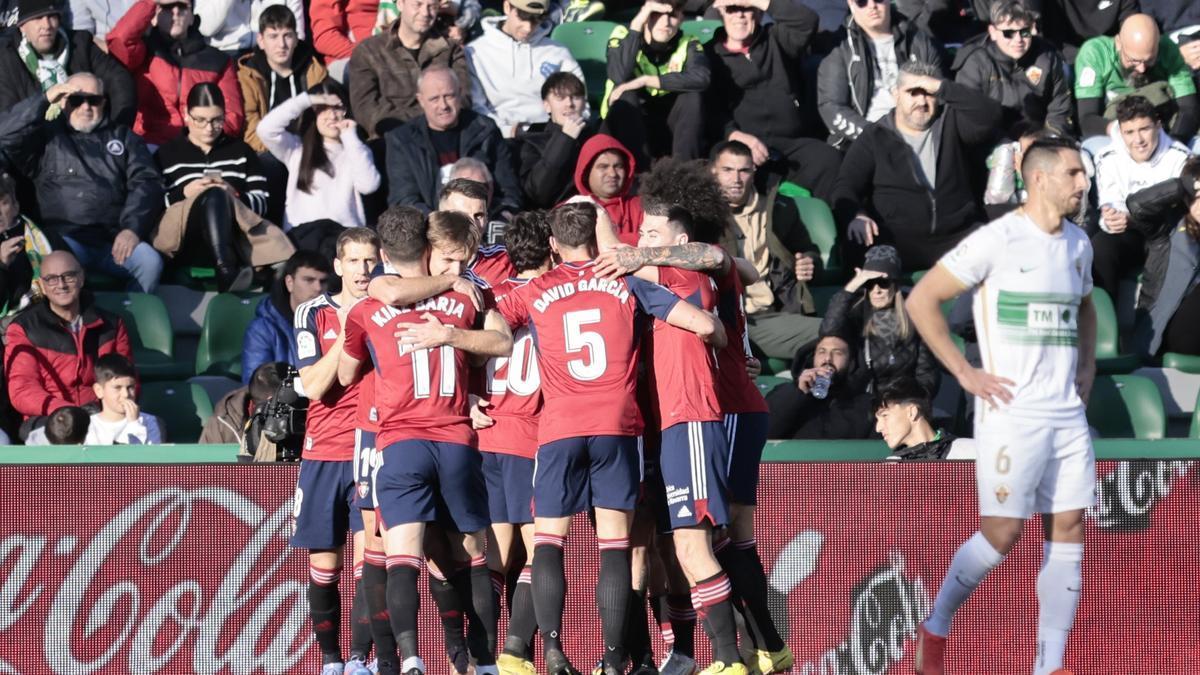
[0,461,1196,674]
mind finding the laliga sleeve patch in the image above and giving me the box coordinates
[297,331,316,359]
[1077,67,1096,88]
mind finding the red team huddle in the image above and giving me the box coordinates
[288,159,790,675]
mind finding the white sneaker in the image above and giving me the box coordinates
[345,657,373,675]
[321,663,345,675]
[401,656,427,675]
[659,651,697,675]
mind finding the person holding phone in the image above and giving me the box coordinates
[152,82,294,292]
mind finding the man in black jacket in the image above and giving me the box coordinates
[765,333,876,440]
[0,75,164,292]
[519,71,592,208]
[817,0,945,148]
[385,65,521,215]
[0,0,135,126]
[953,1,1073,137]
[832,61,1002,271]
[1032,0,1138,63]
[705,0,843,202]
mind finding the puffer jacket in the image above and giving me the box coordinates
[107,0,244,146]
[819,288,939,396]
[953,33,1074,136]
[816,15,945,147]
[236,44,329,153]
[241,284,297,384]
[0,93,163,243]
[1127,178,1200,358]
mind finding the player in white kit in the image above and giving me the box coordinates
[905,137,1096,675]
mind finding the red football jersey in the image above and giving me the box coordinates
[342,289,482,449]
[714,269,769,414]
[295,293,360,461]
[497,261,681,445]
[356,369,378,433]
[646,268,723,429]
[468,244,518,289]
[476,277,542,458]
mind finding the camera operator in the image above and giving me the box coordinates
[201,361,306,461]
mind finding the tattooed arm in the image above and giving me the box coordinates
[593,242,729,280]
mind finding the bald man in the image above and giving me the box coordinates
[1075,13,1199,142]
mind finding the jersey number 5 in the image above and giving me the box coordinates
[564,309,607,381]
[411,344,456,398]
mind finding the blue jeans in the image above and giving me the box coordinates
[60,235,163,293]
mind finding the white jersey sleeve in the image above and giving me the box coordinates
[940,222,1007,289]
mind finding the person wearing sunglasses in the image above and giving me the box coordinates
[954,1,1074,138]
[816,0,944,149]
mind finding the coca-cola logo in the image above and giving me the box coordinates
[0,487,312,674]
[1091,460,1196,531]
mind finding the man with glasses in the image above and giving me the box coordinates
[4,251,134,441]
[817,0,944,148]
[955,1,1073,137]
[0,72,164,293]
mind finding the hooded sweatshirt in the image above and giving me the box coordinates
[572,134,641,245]
[1094,125,1191,227]
[466,16,586,139]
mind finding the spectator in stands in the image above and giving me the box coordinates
[1092,96,1191,303]
[193,0,305,54]
[153,83,294,292]
[384,65,521,214]
[107,0,244,147]
[466,0,585,139]
[706,0,844,202]
[0,171,51,314]
[79,353,163,443]
[711,140,821,362]
[0,75,165,293]
[0,0,136,125]
[832,61,1002,271]
[309,0,377,82]
[241,250,332,383]
[953,1,1074,137]
[820,245,938,395]
[36,405,89,444]
[202,360,288,460]
[67,0,135,43]
[602,0,708,163]
[816,0,944,149]
[237,5,328,154]
[873,377,954,461]
[1126,158,1200,357]
[520,71,592,208]
[257,80,381,233]
[5,251,133,440]
[572,133,641,244]
[348,0,469,139]
[983,125,1096,225]
[1074,13,1199,145]
[1036,0,1137,62]
[764,332,876,439]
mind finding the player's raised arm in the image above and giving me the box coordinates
[666,300,727,349]
[397,309,515,358]
[367,272,484,311]
[594,242,729,280]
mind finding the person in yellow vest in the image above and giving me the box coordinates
[601,0,709,164]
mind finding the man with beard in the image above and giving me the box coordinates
[763,333,875,439]
[830,61,1002,272]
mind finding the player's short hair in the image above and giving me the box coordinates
[873,378,933,422]
[989,0,1037,27]
[1019,135,1080,179]
[427,210,482,257]
[376,205,429,263]
[45,406,89,444]
[541,71,586,100]
[94,353,136,385]
[505,210,552,273]
[335,227,380,260]
[249,362,288,403]
[258,4,296,33]
[709,140,754,163]
[640,157,731,245]
[284,249,334,279]
[1114,95,1159,125]
[551,203,598,248]
[439,177,489,205]
[0,171,16,202]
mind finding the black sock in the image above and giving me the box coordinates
[694,573,739,665]
[531,535,567,654]
[596,541,631,670]
[428,570,469,673]
[451,559,498,665]
[350,564,375,661]
[719,540,785,652]
[504,566,537,657]
[667,594,696,658]
[363,553,398,673]
[308,564,342,663]
[385,557,422,661]
[624,587,651,665]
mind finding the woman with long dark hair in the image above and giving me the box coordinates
[256,79,380,234]
[152,83,292,291]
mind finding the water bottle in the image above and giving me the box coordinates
[811,371,831,399]
[984,142,1017,205]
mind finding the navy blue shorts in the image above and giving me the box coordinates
[724,412,769,505]
[290,459,364,550]
[352,429,379,510]
[375,439,490,534]
[659,421,731,531]
[533,435,641,518]
[481,451,534,525]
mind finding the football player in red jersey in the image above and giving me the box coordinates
[438,178,518,288]
[338,209,514,675]
[291,227,382,675]
[494,203,727,675]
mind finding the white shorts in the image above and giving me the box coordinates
[974,417,1096,519]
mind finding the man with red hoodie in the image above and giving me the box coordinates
[573,133,643,246]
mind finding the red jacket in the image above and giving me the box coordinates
[572,133,642,246]
[107,0,244,146]
[310,0,380,61]
[5,300,133,419]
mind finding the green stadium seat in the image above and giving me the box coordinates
[786,195,842,284]
[1191,391,1200,439]
[93,292,192,380]
[754,375,790,396]
[1086,374,1166,439]
[680,19,721,44]
[551,21,619,105]
[195,292,263,379]
[763,357,790,376]
[138,381,213,443]
[777,181,810,199]
[1092,287,1139,373]
[1163,352,1200,374]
